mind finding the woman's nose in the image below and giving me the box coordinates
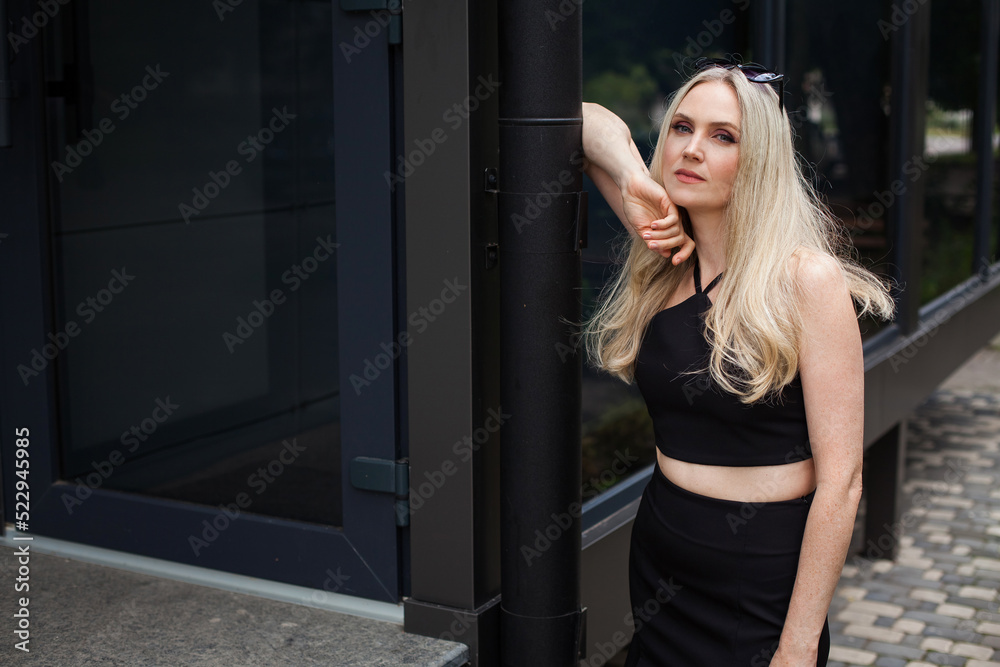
[682,135,704,160]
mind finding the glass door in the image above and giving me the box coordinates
[1,0,402,602]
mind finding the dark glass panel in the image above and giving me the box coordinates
[922,0,981,302]
[785,0,893,334]
[46,1,341,525]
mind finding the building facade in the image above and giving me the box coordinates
[2,1,999,665]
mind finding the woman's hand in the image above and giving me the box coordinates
[621,171,695,265]
[582,102,695,263]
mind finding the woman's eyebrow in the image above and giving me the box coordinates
[672,112,740,132]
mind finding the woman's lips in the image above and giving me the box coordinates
[675,169,705,184]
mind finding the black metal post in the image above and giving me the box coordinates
[497,2,584,665]
[974,0,1000,271]
[752,0,786,74]
[863,422,907,561]
[888,0,930,334]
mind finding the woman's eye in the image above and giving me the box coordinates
[671,123,691,134]
[715,133,736,144]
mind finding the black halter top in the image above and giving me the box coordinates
[633,259,813,467]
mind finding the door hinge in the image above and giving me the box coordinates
[349,457,410,526]
[339,0,402,45]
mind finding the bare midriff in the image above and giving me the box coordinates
[657,450,817,502]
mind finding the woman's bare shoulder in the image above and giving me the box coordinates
[787,246,847,301]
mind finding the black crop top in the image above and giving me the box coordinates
[633,260,813,466]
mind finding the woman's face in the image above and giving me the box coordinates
[661,80,741,218]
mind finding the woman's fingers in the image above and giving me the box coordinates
[620,172,695,260]
[646,228,691,256]
[670,236,697,264]
[642,225,679,240]
[643,215,682,240]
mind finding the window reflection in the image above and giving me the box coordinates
[786,0,894,328]
[922,0,981,303]
[46,1,342,526]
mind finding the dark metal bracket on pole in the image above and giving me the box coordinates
[497,1,586,664]
[496,190,588,252]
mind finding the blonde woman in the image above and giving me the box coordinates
[581,60,894,667]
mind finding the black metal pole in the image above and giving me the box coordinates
[888,0,930,334]
[497,2,584,665]
[974,0,1000,272]
[752,0,787,74]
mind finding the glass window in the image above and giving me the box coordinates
[581,0,749,494]
[922,0,981,302]
[45,1,342,525]
[785,0,894,334]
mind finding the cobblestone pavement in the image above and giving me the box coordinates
[827,388,1000,667]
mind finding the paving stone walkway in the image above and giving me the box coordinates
[826,388,1000,667]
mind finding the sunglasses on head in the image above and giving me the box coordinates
[691,57,785,112]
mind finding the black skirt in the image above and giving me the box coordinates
[624,463,830,667]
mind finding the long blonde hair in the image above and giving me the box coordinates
[583,66,894,403]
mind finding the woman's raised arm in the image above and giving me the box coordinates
[582,103,694,264]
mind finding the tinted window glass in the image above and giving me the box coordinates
[45,1,342,525]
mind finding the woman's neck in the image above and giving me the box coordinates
[690,212,726,278]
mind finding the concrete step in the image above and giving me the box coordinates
[0,543,468,666]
